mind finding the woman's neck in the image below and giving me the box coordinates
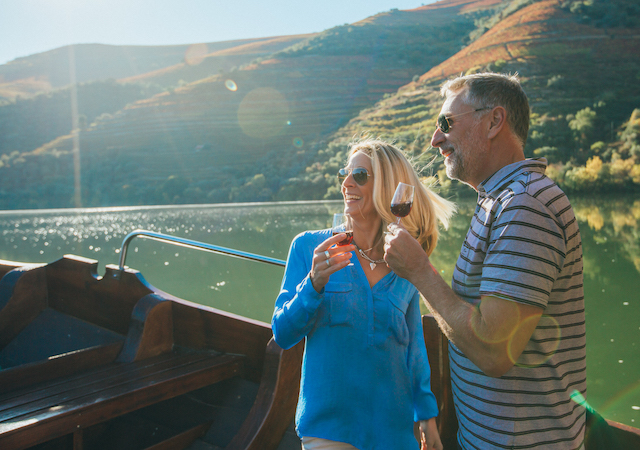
[352,218,384,254]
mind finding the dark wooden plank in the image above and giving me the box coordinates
[0,266,48,349]
[0,341,123,395]
[585,414,640,449]
[607,420,640,448]
[46,256,153,336]
[422,314,458,449]
[226,338,303,450]
[0,353,222,415]
[143,421,213,450]
[117,294,173,363]
[0,353,244,449]
[170,297,273,383]
[0,261,26,282]
[74,428,83,450]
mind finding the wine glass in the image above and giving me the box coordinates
[390,182,414,224]
[332,213,354,246]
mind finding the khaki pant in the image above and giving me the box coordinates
[301,436,359,450]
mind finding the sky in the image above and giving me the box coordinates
[0,0,437,66]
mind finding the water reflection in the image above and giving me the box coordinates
[574,198,640,273]
[0,197,638,426]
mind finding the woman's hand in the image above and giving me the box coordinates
[418,418,443,450]
[310,234,354,293]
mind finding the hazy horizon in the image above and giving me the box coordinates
[0,0,436,65]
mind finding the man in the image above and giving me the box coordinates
[384,73,587,449]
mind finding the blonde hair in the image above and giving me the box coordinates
[347,138,456,255]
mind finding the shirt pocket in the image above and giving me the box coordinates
[325,281,353,326]
[387,292,410,346]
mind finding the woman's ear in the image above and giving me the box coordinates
[487,106,507,140]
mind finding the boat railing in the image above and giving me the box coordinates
[117,229,286,274]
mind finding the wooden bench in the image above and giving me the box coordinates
[0,260,248,449]
[0,255,303,450]
[0,350,245,449]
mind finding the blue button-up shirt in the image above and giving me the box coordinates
[272,229,438,450]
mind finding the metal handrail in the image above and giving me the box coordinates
[118,229,286,271]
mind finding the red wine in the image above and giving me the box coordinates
[333,231,353,246]
[390,201,412,218]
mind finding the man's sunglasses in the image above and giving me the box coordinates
[337,167,370,186]
[436,107,490,133]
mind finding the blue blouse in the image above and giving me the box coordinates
[272,229,438,450]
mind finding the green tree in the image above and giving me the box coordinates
[568,107,597,161]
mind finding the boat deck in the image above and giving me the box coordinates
[0,256,302,449]
[0,350,244,448]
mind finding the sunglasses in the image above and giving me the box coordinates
[436,107,490,133]
[338,167,370,186]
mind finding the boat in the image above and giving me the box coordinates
[0,230,638,449]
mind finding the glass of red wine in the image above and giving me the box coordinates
[332,213,354,246]
[390,182,414,224]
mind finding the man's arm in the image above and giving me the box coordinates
[384,227,542,377]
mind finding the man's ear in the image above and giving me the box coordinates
[487,106,507,140]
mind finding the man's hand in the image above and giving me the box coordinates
[383,224,431,282]
[384,224,544,377]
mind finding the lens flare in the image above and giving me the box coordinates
[512,315,561,367]
[470,298,521,345]
[237,88,289,138]
[184,43,208,66]
[589,380,640,424]
[225,80,238,91]
[293,137,304,148]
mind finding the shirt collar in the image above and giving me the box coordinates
[477,158,548,197]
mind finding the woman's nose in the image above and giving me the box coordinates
[342,173,355,187]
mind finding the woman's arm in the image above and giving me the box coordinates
[418,418,443,450]
[272,232,353,349]
[406,291,439,421]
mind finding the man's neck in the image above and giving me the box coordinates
[470,145,525,191]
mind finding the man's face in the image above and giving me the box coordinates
[431,90,489,189]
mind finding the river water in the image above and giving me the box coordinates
[0,197,638,427]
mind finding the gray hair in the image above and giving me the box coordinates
[441,72,530,148]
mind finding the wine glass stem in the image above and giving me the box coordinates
[396,217,401,224]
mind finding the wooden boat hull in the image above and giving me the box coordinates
[0,255,638,449]
[0,255,302,450]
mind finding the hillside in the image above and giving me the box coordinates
[0,0,638,210]
[295,0,640,199]
[0,37,306,102]
[0,35,311,160]
[0,1,486,209]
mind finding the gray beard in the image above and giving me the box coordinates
[445,151,466,182]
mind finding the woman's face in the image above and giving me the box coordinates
[341,151,377,222]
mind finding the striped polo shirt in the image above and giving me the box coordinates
[450,158,587,449]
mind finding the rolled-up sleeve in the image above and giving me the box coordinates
[272,232,324,349]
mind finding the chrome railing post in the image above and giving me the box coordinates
[117,229,285,272]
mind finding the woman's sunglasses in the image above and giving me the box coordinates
[436,107,490,133]
[337,167,370,186]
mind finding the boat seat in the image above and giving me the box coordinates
[0,349,245,449]
[0,307,125,370]
[0,264,248,449]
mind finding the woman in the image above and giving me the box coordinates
[272,138,455,450]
